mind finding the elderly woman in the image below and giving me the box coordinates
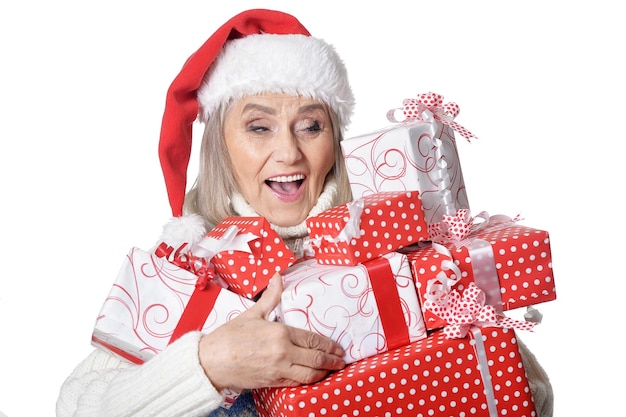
[57,9,553,417]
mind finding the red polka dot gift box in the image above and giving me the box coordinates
[208,217,297,299]
[306,191,429,266]
[277,251,427,364]
[253,327,537,417]
[405,218,556,331]
[341,92,474,228]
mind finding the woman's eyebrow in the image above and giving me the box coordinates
[240,102,325,116]
[299,103,325,114]
[241,103,276,115]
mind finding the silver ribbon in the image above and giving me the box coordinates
[467,238,503,313]
[471,327,498,417]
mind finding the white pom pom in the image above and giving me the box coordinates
[159,214,208,251]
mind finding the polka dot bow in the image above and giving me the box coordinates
[428,210,521,245]
[394,92,477,142]
[428,209,475,242]
[424,282,538,339]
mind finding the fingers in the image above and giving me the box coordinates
[199,273,348,391]
[271,365,335,388]
[269,338,345,387]
[285,327,346,377]
[289,326,345,359]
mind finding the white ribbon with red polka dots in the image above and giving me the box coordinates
[387,92,477,142]
[424,281,537,339]
[428,209,521,246]
[422,242,538,339]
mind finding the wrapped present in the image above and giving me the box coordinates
[253,327,536,417]
[91,247,257,364]
[405,212,556,331]
[91,247,258,408]
[341,92,475,228]
[278,251,426,364]
[307,191,428,266]
[206,216,296,299]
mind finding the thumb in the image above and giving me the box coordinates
[248,272,283,320]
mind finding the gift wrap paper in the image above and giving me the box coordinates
[407,224,556,331]
[208,216,296,299]
[253,327,536,417]
[91,247,256,364]
[307,191,429,266]
[278,251,427,364]
[341,113,470,226]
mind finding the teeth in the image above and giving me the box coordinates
[267,174,305,183]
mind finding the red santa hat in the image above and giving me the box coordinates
[158,9,355,217]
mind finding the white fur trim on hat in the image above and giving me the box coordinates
[198,34,355,130]
[157,213,209,252]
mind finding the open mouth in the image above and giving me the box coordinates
[265,174,305,197]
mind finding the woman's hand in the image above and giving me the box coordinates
[198,273,346,392]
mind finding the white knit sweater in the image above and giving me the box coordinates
[56,332,222,417]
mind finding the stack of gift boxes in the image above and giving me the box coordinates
[91,92,556,416]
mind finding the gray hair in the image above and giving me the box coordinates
[183,100,353,227]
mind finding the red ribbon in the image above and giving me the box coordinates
[364,256,410,350]
[155,242,215,289]
[168,281,222,345]
[91,335,144,365]
[154,242,222,344]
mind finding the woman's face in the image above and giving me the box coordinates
[224,93,335,227]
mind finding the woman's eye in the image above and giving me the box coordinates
[305,120,321,132]
[248,124,269,133]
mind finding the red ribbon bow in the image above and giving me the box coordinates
[401,92,477,142]
[155,242,216,290]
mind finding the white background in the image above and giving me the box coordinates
[0,1,623,416]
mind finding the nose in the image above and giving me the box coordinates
[272,128,302,165]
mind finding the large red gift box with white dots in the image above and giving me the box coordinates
[306,191,429,266]
[208,216,296,299]
[407,224,556,331]
[253,327,536,417]
[340,111,470,227]
[278,251,427,364]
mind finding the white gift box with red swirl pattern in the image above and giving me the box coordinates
[91,247,257,364]
[341,111,470,227]
[277,251,427,364]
